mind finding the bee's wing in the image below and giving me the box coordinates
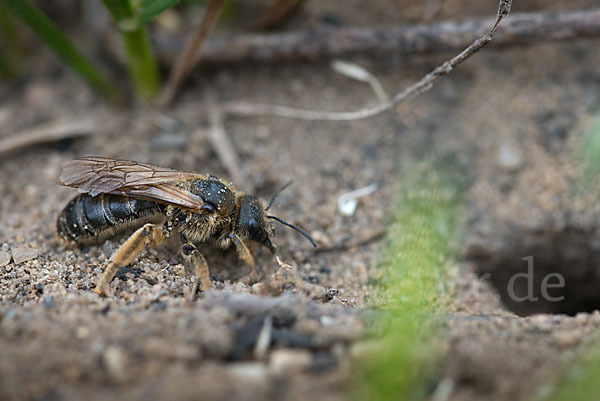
[60,157,208,212]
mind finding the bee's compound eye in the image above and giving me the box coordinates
[237,195,275,253]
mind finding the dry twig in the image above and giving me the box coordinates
[0,120,95,158]
[206,109,249,191]
[331,60,389,102]
[248,0,304,31]
[221,0,511,121]
[158,0,225,107]
[306,229,386,256]
[154,6,596,65]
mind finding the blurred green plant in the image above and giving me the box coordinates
[128,0,181,28]
[577,115,600,186]
[182,0,235,23]
[0,0,121,101]
[0,0,189,101]
[537,341,600,401]
[357,157,467,401]
[536,115,600,401]
[0,2,21,78]
[101,0,176,100]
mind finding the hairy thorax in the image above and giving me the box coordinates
[177,211,233,245]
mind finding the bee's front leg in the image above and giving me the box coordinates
[181,234,212,299]
[95,223,167,296]
[229,233,255,268]
[229,233,262,284]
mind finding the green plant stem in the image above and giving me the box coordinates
[578,116,600,185]
[1,0,121,101]
[121,28,160,100]
[101,0,160,101]
[358,158,466,401]
[0,2,21,77]
[136,0,181,27]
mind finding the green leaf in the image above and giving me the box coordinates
[579,116,600,184]
[0,2,21,77]
[119,0,181,30]
[101,0,133,21]
[101,0,160,100]
[121,28,160,100]
[137,0,181,25]
[1,0,121,101]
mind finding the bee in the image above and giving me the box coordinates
[56,157,317,297]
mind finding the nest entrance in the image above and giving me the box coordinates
[470,230,600,316]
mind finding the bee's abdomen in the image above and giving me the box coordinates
[57,194,163,243]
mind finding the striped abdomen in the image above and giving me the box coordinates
[57,194,164,244]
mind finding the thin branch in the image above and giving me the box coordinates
[221,0,511,122]
[153,7,597,65]
[331,60,390,102]
[206,109,249,191]
[223,102,391,121]
[305,229,386,256]
[247,0,304,31]
[158,0,225,107]
[0,120,95,158]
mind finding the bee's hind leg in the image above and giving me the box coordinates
[181,234,212,299]
[95,223,166,296]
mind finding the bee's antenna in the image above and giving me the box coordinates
[267,215,317,248]
[265,181,293,212]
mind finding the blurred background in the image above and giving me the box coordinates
[2,1,600,401]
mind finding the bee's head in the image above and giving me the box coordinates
[236,195,276,253]
[236,184,317,252]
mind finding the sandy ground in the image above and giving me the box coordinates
[2,1,600,400]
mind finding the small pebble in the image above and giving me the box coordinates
[554,330,580,349]
[349,341,381,359]
[309,351,337,372]
[269,349,311,373]
[76,327,90,340]
[103,346,126,379]
[228,362,268,383]
[529,314,554,332]
[575,312,590,324]
[102,241,114,258]
[12,247,38,264]
[497,142,523,171]
[0,251,11,267]
[42,296,55,309]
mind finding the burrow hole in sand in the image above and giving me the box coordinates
[470,230,600,317]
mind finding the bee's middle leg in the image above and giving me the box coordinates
[94,223,166,296]
[181,234,212,299]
